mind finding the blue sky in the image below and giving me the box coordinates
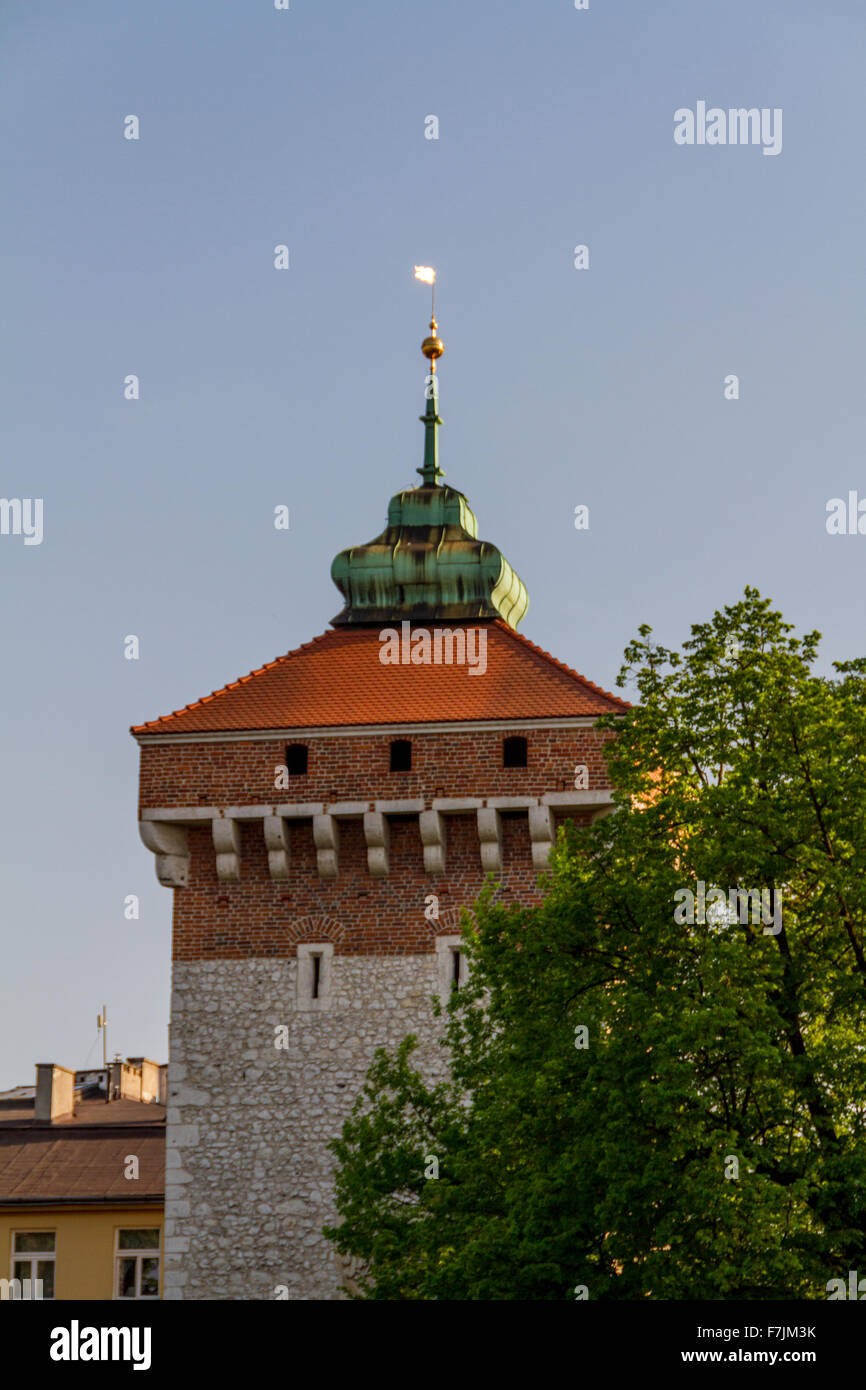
[1,0,864,1087]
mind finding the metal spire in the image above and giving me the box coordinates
[418,313,444,486]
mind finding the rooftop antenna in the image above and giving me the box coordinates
[96,1006,107,1067]
[97,1007,108,1099]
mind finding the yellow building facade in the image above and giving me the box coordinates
[1,1205,163,1301]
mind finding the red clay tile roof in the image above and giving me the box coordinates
[131,621,628,735]
[0,1103,165,1203]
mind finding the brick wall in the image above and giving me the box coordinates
[138,723,615,961]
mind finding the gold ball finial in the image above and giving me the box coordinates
[421,316,444,371]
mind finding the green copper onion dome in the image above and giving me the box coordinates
[330,317,529,629]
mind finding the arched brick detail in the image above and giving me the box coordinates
[430,905,476,938]
[285,915,347,947]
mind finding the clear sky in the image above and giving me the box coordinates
[1,0,863,1088]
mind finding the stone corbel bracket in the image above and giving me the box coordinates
[212,817,241,882]
[476,808,503,873]
[419,809,446,875]
[528,804,555,870]
[313,814,339,880]
[263,816,290,881]
[363,811,390,878]
[139,821,190,888]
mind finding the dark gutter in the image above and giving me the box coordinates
[0,1194,164,1207]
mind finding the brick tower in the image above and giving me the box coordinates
[133,314,628,1300]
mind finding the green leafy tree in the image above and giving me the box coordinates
[325,589,866,1299]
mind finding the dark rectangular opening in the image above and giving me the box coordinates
[390,739,412,772]
[503,736,527,768]
[285,744,309,776]
[311,954,321,999]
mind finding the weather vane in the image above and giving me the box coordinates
[414,264,436,319]
[414,265,443,374]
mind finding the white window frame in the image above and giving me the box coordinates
[297,942,334,1012]
[435,934,468,1002]
[113,1227,161,1301]
[10,1229,55,1300]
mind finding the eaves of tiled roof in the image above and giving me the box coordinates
[131,621,629,736]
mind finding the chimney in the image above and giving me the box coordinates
[34,1064,75,1122]
[108,1058,141,1101]
[126,1058,160,1103]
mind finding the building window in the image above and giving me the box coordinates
[503,735,527,768]
[285,744,309,776]
[115,1229,160,1300]
[435,935,468,1002]
[390,739,412,772]
[297,942,334,1011]
[11,1231,55,1299]
[450,948,462,992]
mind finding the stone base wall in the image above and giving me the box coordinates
[164,955,447,1300]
